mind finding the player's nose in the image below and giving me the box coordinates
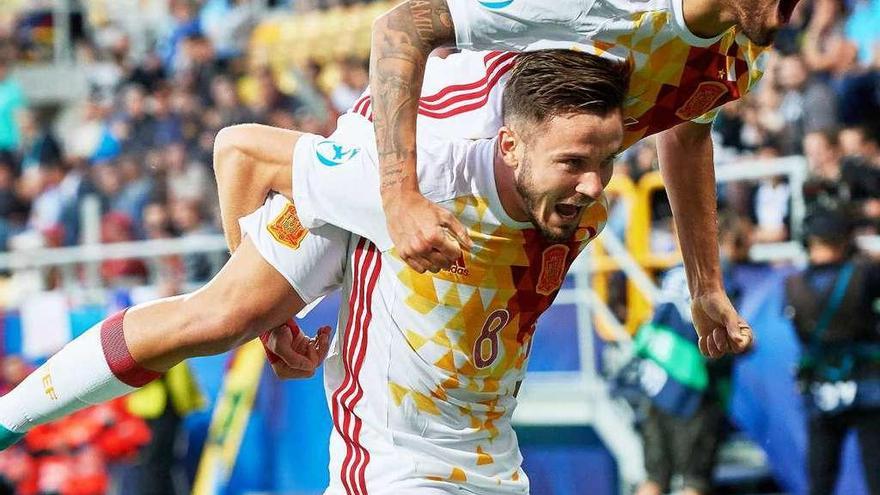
[574,172,603,200]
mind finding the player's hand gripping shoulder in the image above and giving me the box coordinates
[260,319,331,379]
[385,190,473,273]
[371,0,472,272]
[691,290,754,358]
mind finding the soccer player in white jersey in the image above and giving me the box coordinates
[364,0,804,358]
[284,50,626,494]
[0,51,625,494]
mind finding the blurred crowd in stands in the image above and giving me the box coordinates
[0,0,371,288]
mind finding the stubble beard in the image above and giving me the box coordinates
[514,155,576,243]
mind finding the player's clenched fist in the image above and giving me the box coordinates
[259,319,330,379]
[384,190,472,274]
[691,291,754,358]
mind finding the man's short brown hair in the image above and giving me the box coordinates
[502,49,630,130]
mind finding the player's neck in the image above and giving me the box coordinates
[493,151,529,222]
[682,0,737,38]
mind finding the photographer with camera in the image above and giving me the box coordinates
[784,208,880,494]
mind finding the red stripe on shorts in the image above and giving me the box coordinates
[347,241,380,493]
[331,238,380,494]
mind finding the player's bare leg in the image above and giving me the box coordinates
[125,237,305,370]
[0,236,306,448]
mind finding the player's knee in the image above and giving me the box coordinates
[213,125,251,170]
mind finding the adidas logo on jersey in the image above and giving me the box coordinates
[446,254,470,276]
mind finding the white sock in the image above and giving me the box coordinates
[0,310,159,435]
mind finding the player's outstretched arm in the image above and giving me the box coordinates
[214,124,301,252]
[371,0,472,273]
[656,121,753,358]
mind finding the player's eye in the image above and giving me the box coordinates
[559,159,581,171]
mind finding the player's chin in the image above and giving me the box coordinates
[540,217,579,242]
[744,25,778,47]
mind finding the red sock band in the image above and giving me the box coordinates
[100,309,162,387]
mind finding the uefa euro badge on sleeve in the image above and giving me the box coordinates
[267,202,308,250]
[478,0,515,8]
[315,140,359,167]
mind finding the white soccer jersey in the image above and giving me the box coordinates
[290,114,609,494]
[350,0,768,149]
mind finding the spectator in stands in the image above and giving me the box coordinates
[802,130,845,211]
[249,66,304,122]
[0,57,24,154]
[151,87,184,147]
[100,211,148,286]
[628,139,658,182]
[93,160,125,213]
[180,33,224,107]
[801,0,857,80]
[127,52,167,95]
[143,201,173,242]
[775,54,839,155]
[839,125,880,163]
[159,0,202,74]
[26,161,65,241]
[163,140,212,205]
[116,155,154,237]
[57,156,98,246]
[838,126,880,233]
[169,199,215,283]
[18,109,61,173]
[753,175,791,243]
[66,95,111,162]
[0,156,25,250]
[741,80,785,152]
[330,56,369,114]
[77,40,124,105]
[784,208,880,495]
[115,84,158,156]
[201,0,259,60]
[209,74,253,129]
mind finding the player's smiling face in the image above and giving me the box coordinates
[503,110,623,242]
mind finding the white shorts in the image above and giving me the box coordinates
[238,193,350,304]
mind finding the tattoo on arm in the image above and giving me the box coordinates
[370,0,454,193]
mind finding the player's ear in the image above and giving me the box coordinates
[498,126,520,168]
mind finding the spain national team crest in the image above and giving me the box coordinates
[675,81,729,121]
[536,244,570,295]
[267,203,308,250]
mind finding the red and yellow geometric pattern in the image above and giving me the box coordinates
[555,10,766,149]
[386,193,607,485]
